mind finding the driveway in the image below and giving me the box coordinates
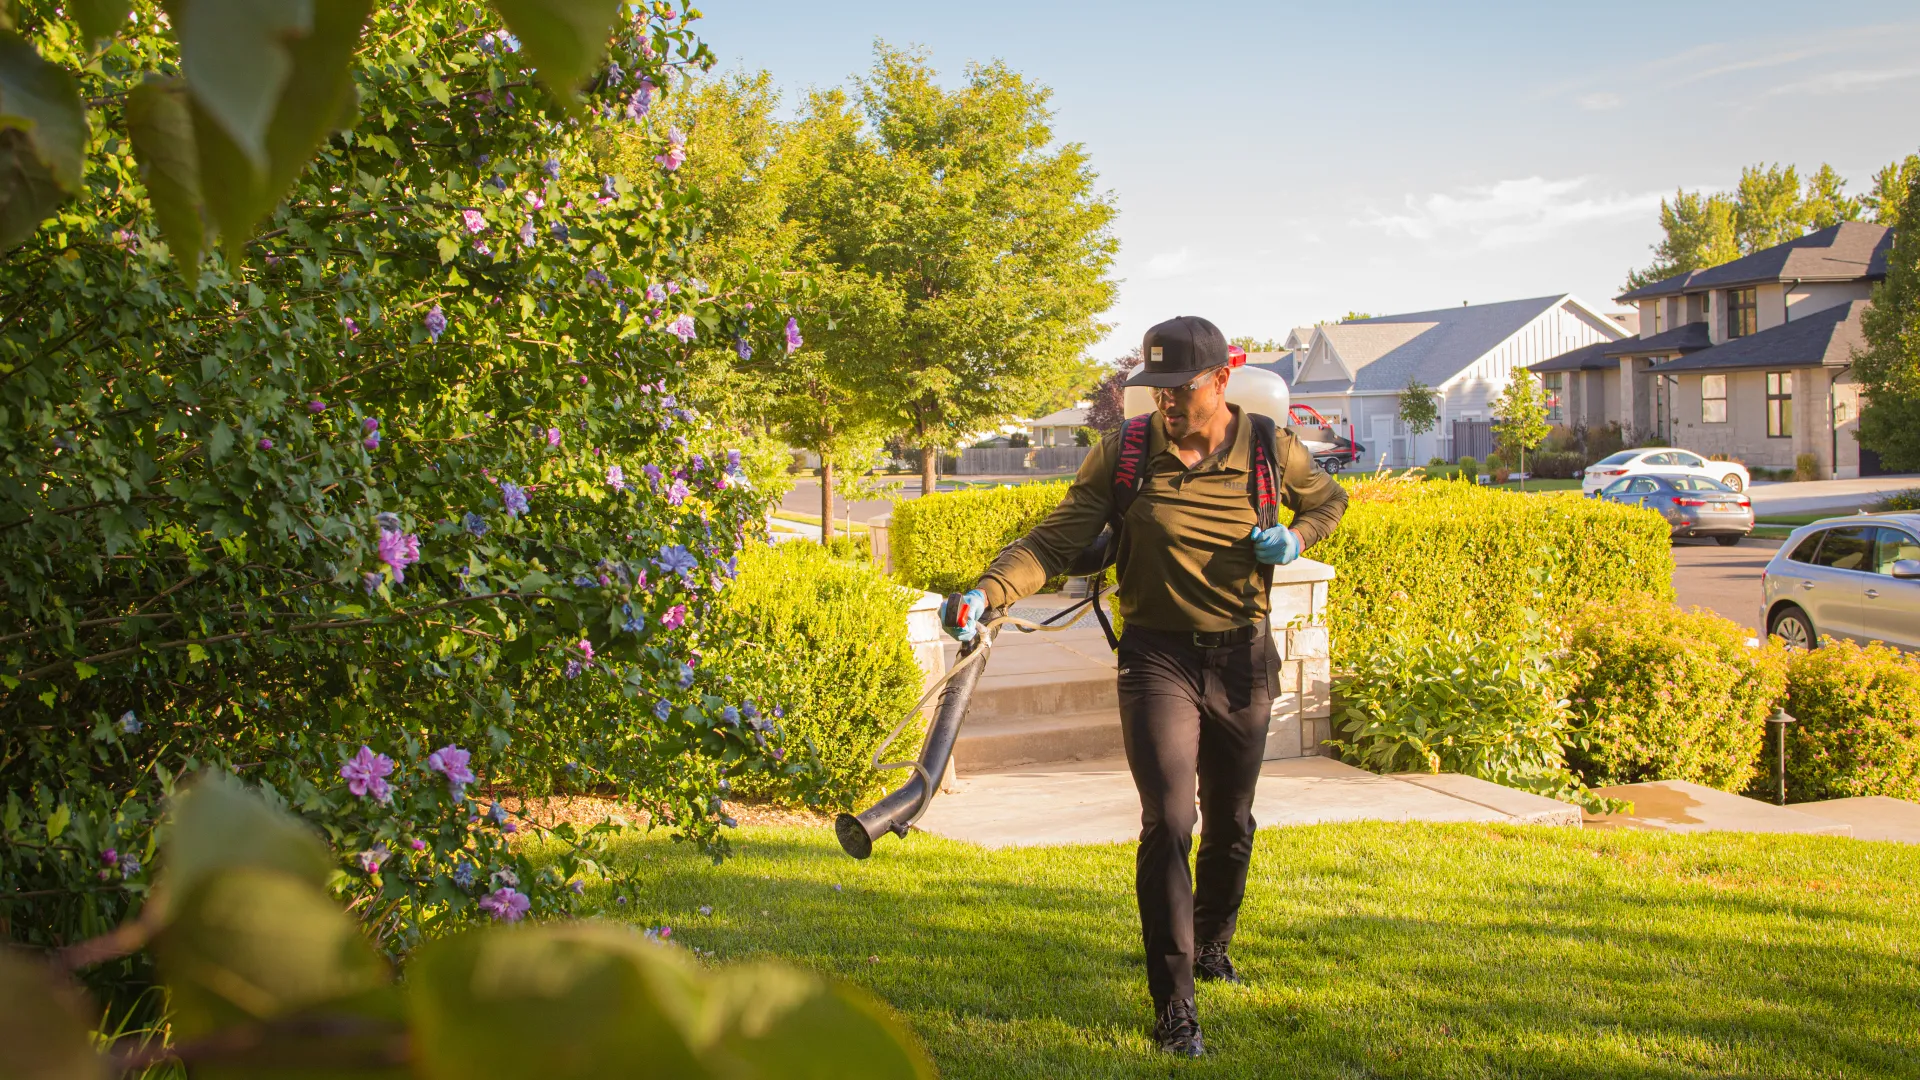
[1671,536,1781,635]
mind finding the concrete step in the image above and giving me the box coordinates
[966,668,1117,723]
[954,709,1123,774]
[1790,796,1920,843]
[1583,780,1853,836]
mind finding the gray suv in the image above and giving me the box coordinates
[1762,513,1920,650]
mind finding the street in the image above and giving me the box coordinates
[1671,536,1781,635]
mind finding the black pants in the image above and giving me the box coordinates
[1115,623,1272,1006]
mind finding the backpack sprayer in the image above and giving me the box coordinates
[835,357,1297,860]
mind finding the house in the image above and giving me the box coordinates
[1533,221,1891,478]
[1287,295,1629,466]
[1026,406,1088,448]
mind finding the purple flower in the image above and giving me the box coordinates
[785,317,803,354]
[665,314,696,342]
[410,837,427,851]
[550,222,568,242]
[655,544,698,579]
[726,449,742,469]
[479,887,531,922]
[646,283,666,303]
[340,746,395,802]
[543,158,560,179]
[308,399,327,413]
[362,571,381,595]
[677,663,695,690]
[586,268,609,287]
[654,699,671,720]
[721,706,739,725]
[425,305,448,342]
[100,848,118,866]
[666,478,689,506]
[607,465,627,491]
[519,217,536,246]
[627,79,653,121]
[564,659,584,679]
[363,433,380,450]
[364,417,381,433]
[570,879,586,895]
[343,316,361,336]
[357,844,390,874]
[734,336,752,361]
[427,744,476,793]
[642,463,662,491]
[257,437,273,450]
[118,710,141,734]
[473,241,491,257]
[545,427,562,449]
[120,855,140,877]
[663,604,687,631]
[378,529,421,583]
[462,209,487,234]
[500,481,530,517]
[655,126,687,172]
[463,511,488,537]
[667,281,681,295]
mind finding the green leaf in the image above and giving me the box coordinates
[125,78,206,280]
[699,965,933,1080]
[187,643,209,663]
[407,923,708,1079]
[175,0,312,171]
[486,0,622,108]
[208,422,235,461]
[70,0,134,43]
[436,234,460,264]
[155,866,390,1038]
[160,771,334,911]
[72,662,96,680]
[0,33,88,250]
[44,802,69,840]
[0,947,105,1080]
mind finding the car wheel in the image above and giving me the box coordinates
[1769,607,1816,651]
[1721,473,1744,492]
[1715,534,1741,547]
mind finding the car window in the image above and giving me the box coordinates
[1811,527,1873,571]
[1596,451,1637,466]
[1675,453,1706,468]
[1626,478,1659,495]
[1639,452,1671,466]
[1672,476,1732,491]
[1602,478,1632,495]
[1788,531,1825,563]
[1873,528,1920,575]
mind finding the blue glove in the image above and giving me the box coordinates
[941,589,987,642]
[1249,524,1301,566]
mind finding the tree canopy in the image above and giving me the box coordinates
[1856,158,1920,471]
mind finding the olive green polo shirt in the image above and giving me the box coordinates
[977,406,1348,632]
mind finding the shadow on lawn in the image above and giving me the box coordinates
[593,826,1920,1079]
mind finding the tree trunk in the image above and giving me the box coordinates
[819,458,836,542]
[919,445,938,502]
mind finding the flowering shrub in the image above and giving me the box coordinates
[1774,639,1920,802]
[0,0,804,1005]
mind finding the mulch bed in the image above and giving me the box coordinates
[505,794,833,836]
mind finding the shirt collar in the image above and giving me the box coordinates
[1148,404,1252,472]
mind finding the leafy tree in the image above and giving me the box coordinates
[1735,163,1810,252]
[1856,165,1920,470]
[1625,190,1740,291]
[1230,335,1285,351]
[1398,378,1440,439]
[788,43,1118,503]
[1866,153,1920,229]
[1492,372,1552,490]
[1803,163,1864,228]
[0,0,796,1008]
[1083,349,1140,434]
[1627,162,1871,290]
[1335,311,1375,323]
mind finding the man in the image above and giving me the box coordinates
[940,315,1347,1057]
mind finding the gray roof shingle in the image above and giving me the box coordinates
[1617,221,1891,301]
[1644,300,1867,373]
[1604,321,1712,357]
[1531,339,1616,373]
[1323,295,1575,393]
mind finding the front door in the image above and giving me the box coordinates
[1369,417,1394,469]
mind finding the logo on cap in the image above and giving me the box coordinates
[1149,347,1163,364]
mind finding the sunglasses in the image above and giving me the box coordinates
[1150,367,1226,399]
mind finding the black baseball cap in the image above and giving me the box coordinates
[1124,315,1230,387]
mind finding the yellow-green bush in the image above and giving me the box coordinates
[1562,595,1788,791]
[890,480,1073,595]
[708,542,924,810]
[1775,639,1920,802]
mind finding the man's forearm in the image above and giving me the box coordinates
[977,545,1052,610]
[1290,482,1347,551]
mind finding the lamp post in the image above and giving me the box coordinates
[1766,706,1796,805]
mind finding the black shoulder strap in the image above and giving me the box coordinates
[1248,411,1282,531]
[1110,413,1153,521]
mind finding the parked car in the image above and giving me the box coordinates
[1761,513,1920,651]
[1580,448,1751,496]
[1597,473,1754,545]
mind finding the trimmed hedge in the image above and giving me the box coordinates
[1774,639,1920,802]
[709,542,925,810]
[1562,595,1787,791]
[891,480,1073,595]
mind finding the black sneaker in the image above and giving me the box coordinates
[1194,941,1242,985]
[1153,997,1205,1058]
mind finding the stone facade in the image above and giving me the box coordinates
[1263,557,1337,760]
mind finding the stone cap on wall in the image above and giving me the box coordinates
[1267,556,1336,586]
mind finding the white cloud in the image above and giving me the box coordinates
[1138,247,1192,280]
[1574,92,1622,111]
[1764,66,1920,96]
[1363,177,1666,251]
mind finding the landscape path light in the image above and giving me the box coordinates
[1765,706,1796,806]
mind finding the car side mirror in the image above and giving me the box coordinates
[1893,559,1920,580]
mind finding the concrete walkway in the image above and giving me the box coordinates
[914,756,1580,849]
[1747,475,1918,516]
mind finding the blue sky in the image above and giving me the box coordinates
[690,1,1920,360]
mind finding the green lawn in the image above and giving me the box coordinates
[586,823,1920,1079]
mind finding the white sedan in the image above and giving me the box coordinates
[1580,447,1752,496]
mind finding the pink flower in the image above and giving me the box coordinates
[578,638,595,661]
[308,400,327,413]
[479,887,531,922]
[545,427,562,448]
[663,604,686,630]
[357,844,390,874]
[607,465,627,491]
[340,746,395,802]
[654,126,687,172]
[426,744,476,792]
[257,437,274,450]
[462,209,487,233]
[378,529,421,583]
[665,314,696,342]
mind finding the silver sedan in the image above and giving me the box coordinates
[1597,472,1755,546]
[1762,513,1920,650]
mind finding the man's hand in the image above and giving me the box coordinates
[941,589,988,642]
[1248,524,1301,566]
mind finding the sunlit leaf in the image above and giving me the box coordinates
[486,0,621,108]
[161,771,333,911]
[699,965,933,1080]
[126,78,206,282]
[70,0,134,44]
[408,922,708,1079]
[0,32,87,249]
[174,0,311,171]
[0,947,104,1080]
[155,867,390,1037]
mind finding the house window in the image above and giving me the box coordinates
[1542,373,1564,423]
[1766,371,1794,437]
[1702,374,1727,423]
[1728,288,1758,338]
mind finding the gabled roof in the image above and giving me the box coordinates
[1283,326,1316,349]
[1330,295,1573,393]
[1531,339,1616,374]
[1604,321,1712,357]
[1028,406,1089,427]
[1645,300,1868,373]
[1617,221,1892,301]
